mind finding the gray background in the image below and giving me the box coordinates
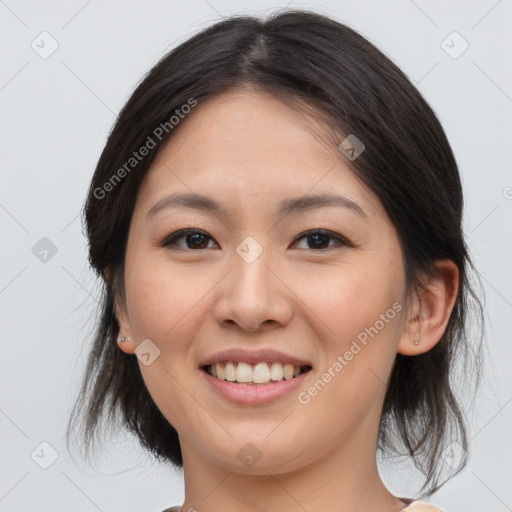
[1,0,511,511]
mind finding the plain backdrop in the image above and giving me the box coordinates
[1,1,511,511]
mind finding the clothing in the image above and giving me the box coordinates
[162,500,444,511]
[400,501,444,511]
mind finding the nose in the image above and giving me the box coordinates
[212,243,294,332]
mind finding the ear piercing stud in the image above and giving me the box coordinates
[413,340,419,346]
[117,336,132,343]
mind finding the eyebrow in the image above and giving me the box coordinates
[146,192,367,220]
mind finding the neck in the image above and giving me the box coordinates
[178,436,406,512]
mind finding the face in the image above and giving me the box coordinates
[117,89,409,475]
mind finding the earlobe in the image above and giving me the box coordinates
[114,296,136,354]
[398,259,459,356]
[117,336,136,354]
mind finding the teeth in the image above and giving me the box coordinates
[224,362,236,382]
[253,362,271,383]
[269,362,283,381]
[208,361,308,384]
[283,363,294,380]
[236,362,253,383]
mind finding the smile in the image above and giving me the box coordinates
[203,361,312,384]
[201,362,313,405]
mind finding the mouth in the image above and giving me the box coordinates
[201,361,313,385]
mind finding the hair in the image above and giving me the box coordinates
[67,9,484,495]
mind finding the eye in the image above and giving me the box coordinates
[161,228,218,250]
[160,228,353,251]
[291,229,352,250]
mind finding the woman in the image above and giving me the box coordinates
[68,10,483,512]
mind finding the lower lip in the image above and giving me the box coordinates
[201,368,311,406]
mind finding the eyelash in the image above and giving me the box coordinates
[160,228,354,251]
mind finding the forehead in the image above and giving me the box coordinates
[134,89,385,221]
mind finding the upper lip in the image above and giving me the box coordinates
[198,348,313,368]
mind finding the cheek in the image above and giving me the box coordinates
[294,279,404,442]
[298,261,405,402]
[299,262,403,342]
[123,256,209,429]
[122,250,227,422]
[124,252,211,343]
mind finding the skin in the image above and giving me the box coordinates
[115,88,459,512]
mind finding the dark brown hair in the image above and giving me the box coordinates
[67,10,483,495]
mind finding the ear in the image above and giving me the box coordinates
[114,294,136,355]
[398,259,459,356]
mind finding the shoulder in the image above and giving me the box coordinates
[161,502,445,512]
[161,502,446,512]
[402,501,445,511]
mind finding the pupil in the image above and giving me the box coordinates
[188,234,207,248]
[309,234,328,249]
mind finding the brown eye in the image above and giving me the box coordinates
[161,229,218,250]
[161,228,352,251]
[292,229,352,250]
